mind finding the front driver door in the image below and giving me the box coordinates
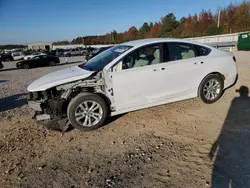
[110,43,165,111]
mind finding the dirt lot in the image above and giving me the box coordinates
[0,51,249,188]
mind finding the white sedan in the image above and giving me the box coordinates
[11,51,24,61]
[24,52,46,60]
[27,38,238,131]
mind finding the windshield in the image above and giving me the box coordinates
[79,45,132,71]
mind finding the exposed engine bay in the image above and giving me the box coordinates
[27,71,109,131]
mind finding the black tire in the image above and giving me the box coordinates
[49,61,56,66]
[199,74,224,104]
[67,93,109,131]
[0,62,3,69]
[82,52,86,56]
[66,53,71,57]
[6,58,12,62]
[23,64,30,69]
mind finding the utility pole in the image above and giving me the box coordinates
[217,10,221,28]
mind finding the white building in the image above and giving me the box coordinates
[27,42,52,51]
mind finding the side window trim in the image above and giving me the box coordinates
[194,45,211,56]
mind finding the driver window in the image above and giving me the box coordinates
[121,44,161,70]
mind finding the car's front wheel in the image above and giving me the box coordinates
[67,93,109,131]
[199,74,224,104]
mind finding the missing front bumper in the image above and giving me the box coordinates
[28,101,43,112]
[36,114,51,121]
[28,100,71,132]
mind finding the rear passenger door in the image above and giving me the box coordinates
[159,42,209,99]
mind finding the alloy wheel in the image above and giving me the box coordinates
[74,100,103,127]
[203,79,221,101]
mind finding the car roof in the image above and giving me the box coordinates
[121,38,213,49]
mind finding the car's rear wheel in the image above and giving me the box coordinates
[6,58,12,62]
[199,74,224,104]
[66,53,71,57]
[49,61,56,66]
[67,93,109,131]
[23,64,30,69]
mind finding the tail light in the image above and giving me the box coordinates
[233,56,236,62]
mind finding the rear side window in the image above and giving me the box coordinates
[165,42,198,62]
[195,45,211,56]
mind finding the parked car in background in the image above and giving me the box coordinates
[55,49,65,57]
[85,46,113,61]
[24,52,46,60]
[11,51,24,61]
[63,48,86,57]
[47,49,65,57]
[0,53,14,62]
[45,50,56,56]
[16,55,60,69]
[26,38,238,132]
[0,60,3,69]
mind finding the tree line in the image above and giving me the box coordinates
[0,44,26,50]
[53,1,250,45]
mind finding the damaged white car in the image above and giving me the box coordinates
[27,38,238,131]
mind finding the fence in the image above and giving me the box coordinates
[186,31,249,48]
[52,31,250,50]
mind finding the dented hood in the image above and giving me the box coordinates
[27,66,95,92]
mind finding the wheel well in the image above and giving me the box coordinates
[198,72,224,96]
[95,92,111,106]
[209,72,224,80]
[68,89,111,110]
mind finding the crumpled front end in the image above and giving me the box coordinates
[27,88,70,131]
[27,72,106,131]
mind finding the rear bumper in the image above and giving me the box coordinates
[232,73,238,86]
[225,73,238,89]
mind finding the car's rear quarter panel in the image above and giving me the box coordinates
[199,50,237,90]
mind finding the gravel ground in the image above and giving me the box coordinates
[0,56,85,118]
[0,50,250,188]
